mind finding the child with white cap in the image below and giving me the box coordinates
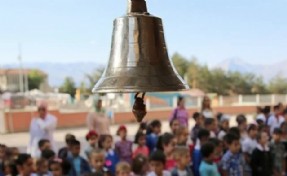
[217,113,230,141]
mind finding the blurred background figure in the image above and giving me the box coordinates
[27,102,57,158]
[201,96,213,119]
[86,99,110,135]
[169,96,189,127]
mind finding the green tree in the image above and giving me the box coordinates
[250,76,269,94]
[208,68,229,95]
[186,59,230,94]
[171,53,190,78]
[268,75,287,94]
[28,70,45,90]
[79,81,89,94]
[186,58,201,88]
[227,72,252,95]
[172,52,272,95]
[59,77,76,97]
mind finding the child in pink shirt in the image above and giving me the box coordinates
[133,132,149,158]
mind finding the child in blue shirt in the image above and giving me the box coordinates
[98,134,119,175]
[199,142,220,176]
[146,120,162,153]
[67,140,91,176]
[192,129,210,176]
[220,133,244,176]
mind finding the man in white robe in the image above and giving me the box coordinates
[27,102,57,158]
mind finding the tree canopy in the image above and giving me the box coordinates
[59,77,76,97]
[171,53,284,95]
[28,70,45,90]
[268,75,287,94]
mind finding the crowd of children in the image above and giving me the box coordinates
[1,102,287,176]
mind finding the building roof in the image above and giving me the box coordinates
[182,88,205,97]
[0,68,47,76]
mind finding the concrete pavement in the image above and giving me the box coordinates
[0,115,254,154]
[0,120,174,153]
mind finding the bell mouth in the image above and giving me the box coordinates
[92,69,189,93]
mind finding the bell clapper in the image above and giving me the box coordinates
[132,92,147,122]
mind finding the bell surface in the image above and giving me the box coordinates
[92,2,189,93]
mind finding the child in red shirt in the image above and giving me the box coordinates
[157,133,177,171]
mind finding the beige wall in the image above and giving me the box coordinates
[0,75,7,90]
[2,105,258,133]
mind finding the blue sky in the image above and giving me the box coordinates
[0,0,287,66]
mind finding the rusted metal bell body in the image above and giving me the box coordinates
[92,8,189,93]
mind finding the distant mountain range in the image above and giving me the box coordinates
[2,59,286,87]
[2,62,103,87]
[215,58,287,82]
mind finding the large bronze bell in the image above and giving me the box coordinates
[92,0,189,122]
[92,0,189,93]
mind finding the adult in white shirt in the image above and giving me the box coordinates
[267,105,284,134]
[27,102,57,158]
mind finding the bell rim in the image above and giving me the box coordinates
[92,85,190,93]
